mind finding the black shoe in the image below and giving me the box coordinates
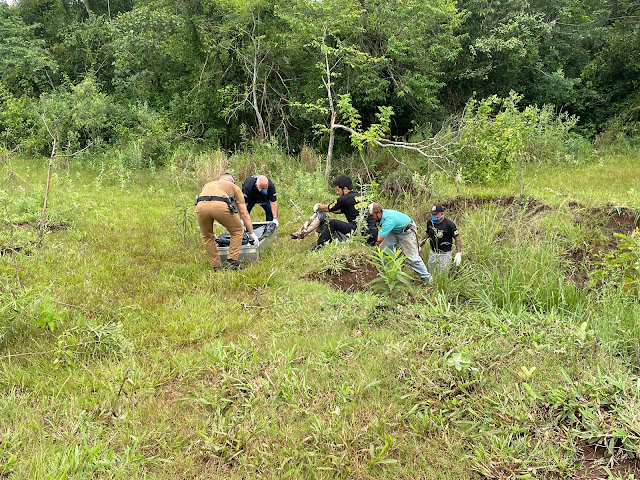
[225,259,246,270]
[213,265,224,271]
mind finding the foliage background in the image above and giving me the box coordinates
[1,0,639,174]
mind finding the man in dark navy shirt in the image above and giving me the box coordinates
[423,204,462,274]
[241,175,279,226]
[311,175,377,248]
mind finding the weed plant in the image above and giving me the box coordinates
[2,152,640,479]
[367,247,412,301]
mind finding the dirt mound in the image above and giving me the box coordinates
[601,208,639,235]
[310,262,379,293]
[575,445,640,479]
[416,195,551,224]
[434,196,638,235]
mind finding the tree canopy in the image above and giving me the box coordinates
[0,0,638,156]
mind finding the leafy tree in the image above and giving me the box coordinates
[582,0,640,130]
[197,0,294,143]
[354,0,464,131]
[111,5,191,106]
[0,3,56,96]
[282,0,384,175]
[50,15,116,89]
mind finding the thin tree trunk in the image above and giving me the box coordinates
[250,10,266,142]
[323,41,335,178]
[325,111,336,178]
[39,138,56,247]
[251,62,266,142]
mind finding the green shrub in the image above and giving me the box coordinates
[456,91,584,183]
[591,228,640,295]
[36,75,116,156]
[0,85,43,153]
[367,247,412,300]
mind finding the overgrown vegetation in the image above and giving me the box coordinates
[2,0,640,475]
[1,150,639,478]
[1,0,639,171]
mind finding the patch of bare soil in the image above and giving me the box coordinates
[18,221,71,232]
[575,445,640,480]
[416,195,551,225]
[566,205,639,286]
[602,207,639,238]
[310,261,380,293]
[437,197,637,236]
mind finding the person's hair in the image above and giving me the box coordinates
[256,175,269,189]
[219,172,235,183]
[370,202,383,214]
[333,175,353,190]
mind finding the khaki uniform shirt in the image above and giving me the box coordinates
[199,180,246,205]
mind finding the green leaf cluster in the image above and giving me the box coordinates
[591,228,640,295]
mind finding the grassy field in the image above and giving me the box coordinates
[1,151,640,479]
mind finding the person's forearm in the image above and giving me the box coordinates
[455,237,462,252]
[241,212,254,234]
[375,235,385,246]
[272,201,278,219]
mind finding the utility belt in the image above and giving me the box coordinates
[402,222,416,233]
[195,195,239,214]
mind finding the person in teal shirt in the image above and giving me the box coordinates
[369,203,432,282]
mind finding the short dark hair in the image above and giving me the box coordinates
[333,175,353,190]
[221,172,235,184]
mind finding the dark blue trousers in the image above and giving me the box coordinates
[246,201,274,221]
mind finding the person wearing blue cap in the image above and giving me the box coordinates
[423,204,462,275]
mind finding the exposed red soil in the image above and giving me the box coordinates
[310,261,380,293]
[575,445,640,480]
[309,196,638,292]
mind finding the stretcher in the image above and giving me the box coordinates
[216,221,278,263]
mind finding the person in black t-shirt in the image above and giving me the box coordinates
[291,175,377,248]
[422,204,462,274]
[241,175,279,225]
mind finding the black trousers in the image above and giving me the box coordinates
[317,219,356,247]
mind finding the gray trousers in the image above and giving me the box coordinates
[428,250,453,275]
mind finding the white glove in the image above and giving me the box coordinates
[272,218,279,227]
[249,233,260,245]
[454,252,462,266]
[313,203,320,213]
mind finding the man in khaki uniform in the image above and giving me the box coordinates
[195,173,259,270]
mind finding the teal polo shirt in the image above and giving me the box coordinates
[378,209,411,237]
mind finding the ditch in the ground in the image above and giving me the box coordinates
[308,196,638,293]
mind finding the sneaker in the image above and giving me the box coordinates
[213,265,224,271]
[290,230,307,239]
[225,259,246,270]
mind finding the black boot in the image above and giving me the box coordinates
[226,259,246,270]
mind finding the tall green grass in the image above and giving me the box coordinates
[1,151,640,478]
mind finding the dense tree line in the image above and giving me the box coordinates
[0,0,638,159]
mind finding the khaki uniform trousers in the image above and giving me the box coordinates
[195,201,244,267]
